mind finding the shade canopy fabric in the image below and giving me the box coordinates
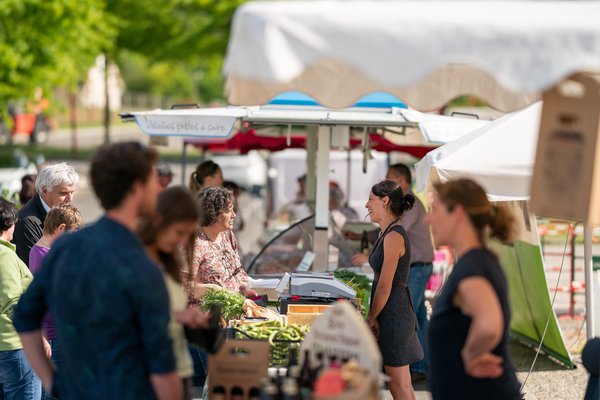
[185,129,437,158]
[415,102,542,200]
[224,1,600,111]
[123,103,488,143]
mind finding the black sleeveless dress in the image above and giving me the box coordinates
[428,248,521,399]
[369,224,423,367]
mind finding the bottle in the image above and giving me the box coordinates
[309,353,324,386]
[211,386,226,400]
[329,355,341,369]
[281,378,301,400]
[249,387,261,400]
[277,368,287,394]
[298,350,312,399]
[231,387,244,400]
[360,230,369,255]
[260,383,279,400]
[287,346,299,374]
[287,365,301,380]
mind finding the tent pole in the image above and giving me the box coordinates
[346,149,351,207]
[583,222,596,338]
[313,125,331,272]
[306,127,318,203]
[181,141,187,186]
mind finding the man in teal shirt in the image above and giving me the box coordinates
[14,142,181,400]
[0,197,42,399]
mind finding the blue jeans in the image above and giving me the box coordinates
[188,346,208,387]
[0,349,42,400]
[408,263,433,374]
[41,340,60,400]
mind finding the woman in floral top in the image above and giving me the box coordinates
[184,186,257,305]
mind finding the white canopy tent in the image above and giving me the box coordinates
[225,1,600,112]
[415,102,542,199]
[413,102,596,364]
[223,0,600,339]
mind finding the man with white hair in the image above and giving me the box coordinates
[13,163,79,266]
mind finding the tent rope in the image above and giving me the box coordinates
[519,228,571,395]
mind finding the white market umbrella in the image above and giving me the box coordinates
[225,1,600,112]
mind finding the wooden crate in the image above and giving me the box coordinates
[286,304,333,326]
[287,304,333,314]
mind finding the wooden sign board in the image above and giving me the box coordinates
[531,73,600,223]
[299,301,381,375]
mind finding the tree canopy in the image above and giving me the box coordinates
[0,0,245,104]
[0,0,114,102]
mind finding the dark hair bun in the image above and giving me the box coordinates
[402,193,415,212]
[371,180,414,218]
[388,188,414,217]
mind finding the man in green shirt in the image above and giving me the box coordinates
[0,197,42,399]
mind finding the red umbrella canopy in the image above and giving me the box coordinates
[185,129,436,157]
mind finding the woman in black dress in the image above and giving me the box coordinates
[365,180,423,400]
[425,179,521,399]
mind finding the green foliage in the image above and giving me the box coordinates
[201,288,245,321]
[0,0,245,105]
[1,188,19,207]
[334,269,372,317]
[447,95,489,108]
[107,0,245,62]
[0,0,115,102]
[117,51,196,99]
[107,0,245,102]
[196,56,226,103]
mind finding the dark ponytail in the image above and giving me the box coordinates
[189,160,221,191]
[371,180,414,219]
[433,179,516,245]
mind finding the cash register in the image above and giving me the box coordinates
[276,272,357,314]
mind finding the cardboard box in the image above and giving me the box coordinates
[531,72,600,223]
[208,339,270,400]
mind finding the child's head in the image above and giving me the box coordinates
[43,203,84,236]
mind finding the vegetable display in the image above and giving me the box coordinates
[232,319,310,366]
[334,269,372,317]
[243,299,283,321]
[200,288,245,321]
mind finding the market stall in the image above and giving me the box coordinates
[123,94,486,270]
[222,0,600,341]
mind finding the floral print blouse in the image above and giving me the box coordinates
[184,229,249,304]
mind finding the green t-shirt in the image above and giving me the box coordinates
[0,239,33,350]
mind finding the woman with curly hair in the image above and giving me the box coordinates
[183,186,257,305]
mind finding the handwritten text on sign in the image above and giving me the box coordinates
[136,115,237,138]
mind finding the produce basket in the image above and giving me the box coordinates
[224,321,308,367]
